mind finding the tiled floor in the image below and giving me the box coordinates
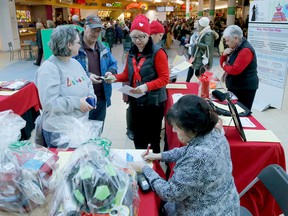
[0,40,287,169]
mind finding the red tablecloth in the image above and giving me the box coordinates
[165,82,286,216]
[0,82,41,115]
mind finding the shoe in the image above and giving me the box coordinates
[33,63,40,66]
[126,130,134,141]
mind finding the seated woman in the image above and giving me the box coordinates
[35,25,96,148]
[130,95,240,215]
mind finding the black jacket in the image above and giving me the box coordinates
[226,38,258,90]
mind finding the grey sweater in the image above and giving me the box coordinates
[35,55,95,132]
[143,129,240,216]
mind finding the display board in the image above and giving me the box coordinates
[248,0,288,110]
[41,25,84,61]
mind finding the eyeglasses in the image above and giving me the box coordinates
[131,35,147,41]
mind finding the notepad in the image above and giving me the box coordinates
[243,129,280,142]
[166,83,187,89]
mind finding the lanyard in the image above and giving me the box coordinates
[132,57,146,83]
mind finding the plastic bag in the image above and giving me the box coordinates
[0,141,58,213]
[0,110,26,147]
[198,71,213,98]
[50,140,139,216]
[43,115,103,149]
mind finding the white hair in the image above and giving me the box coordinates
[72,15,79,22]
[223,25,243,40]
[130,30,149,38]
[36,22,44,29]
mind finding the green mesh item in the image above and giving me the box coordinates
[50,142,139,215]
[94,185,111,201]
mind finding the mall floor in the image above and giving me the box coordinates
[0,40,287,171]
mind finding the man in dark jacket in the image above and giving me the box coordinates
[74,15,118,132]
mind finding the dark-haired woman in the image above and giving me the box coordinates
[130,95,240,215]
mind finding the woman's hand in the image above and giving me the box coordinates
[80,97,93,113]
[103,74,117,84]
[223,48,233,56]
[141,152,162,162]
[130,84,147,94]
[129,162,146,173]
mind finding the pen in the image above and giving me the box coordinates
[145,144,151,156]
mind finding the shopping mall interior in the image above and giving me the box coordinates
[0,0,288,215]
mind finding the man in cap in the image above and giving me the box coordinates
[74,15,118,132]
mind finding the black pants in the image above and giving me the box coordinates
[186,67,202,82]
[35,47,43,65]
[229,89,257,110]
[129,100,165,153]
[89,100,107,133]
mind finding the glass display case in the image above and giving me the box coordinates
[19,27,37,42]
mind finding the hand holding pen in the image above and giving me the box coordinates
[141,144,162,161]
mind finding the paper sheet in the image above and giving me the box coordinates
[166,83,187,89]
[212,101,245,113]
[171,61,191,74]
[220,116,256,127]
[243,129,280,142]
[0,90,18,96]
[57,149,154,170]
[172,55,186,66]
[111,149,153,168]
[57,151,73,170]
[172,93,185,104]
[118,85,145,98]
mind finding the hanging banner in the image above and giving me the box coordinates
[249,0,288,110]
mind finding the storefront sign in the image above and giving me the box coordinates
[102,2,122,7]
[126,3,148,10]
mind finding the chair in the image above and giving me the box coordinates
[122,36,132,64]
[239,164,288,215]
[23,40,36,60]
[30,41,38,59]
[8,42,22,61]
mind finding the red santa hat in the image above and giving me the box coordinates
[150,21,165,35]
[130,15,150,35]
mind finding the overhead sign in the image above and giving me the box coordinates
[102,2,122,7]
[126,3,148,10]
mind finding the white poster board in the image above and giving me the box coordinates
[248,0,288,110]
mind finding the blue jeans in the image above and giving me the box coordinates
[89,100,106,133]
